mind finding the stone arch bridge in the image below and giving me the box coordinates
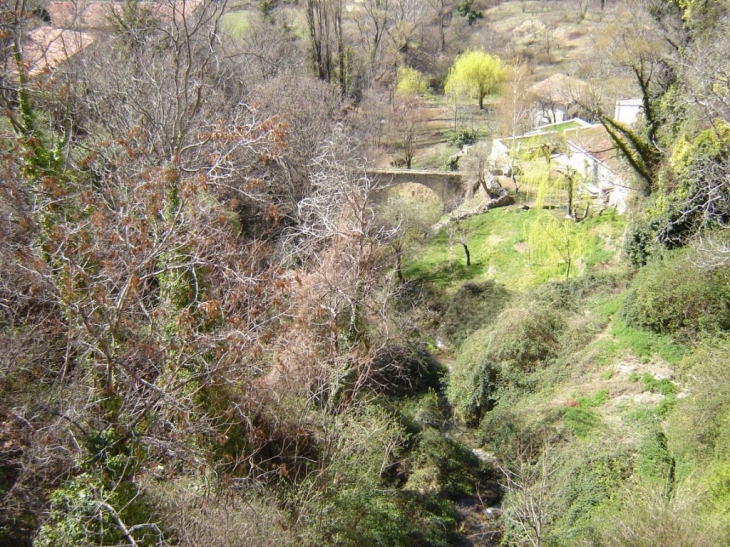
[367,169,468,205]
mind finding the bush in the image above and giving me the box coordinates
[406,428,492,499]
[438,281,512,348]
[624,215,658,267]
[636,430,674,483]
[478,405,563,464]
[620,251,730,338]
[447,305,566,423]
[488,306,566,373]
[369,343,444,396]
[668,340,730,462]
[590,482,729,547]
[447,129,478,148]
[446,350,499,424]
[311,488,454,547]
[396,66,431,97]
[454,0,482,24]
[35,473,160,547]
[554,448,632,533]
[534,271,629,313]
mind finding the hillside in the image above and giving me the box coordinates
[2,0,730,545]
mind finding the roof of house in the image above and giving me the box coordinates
[47,0,203,30]
[21,0,203,74]
[528,73,590,106]
[23,26,96,76]
[563,124,624,172]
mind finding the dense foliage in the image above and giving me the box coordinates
[2,0,730,544]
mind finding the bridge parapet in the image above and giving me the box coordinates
[366,169,467,205]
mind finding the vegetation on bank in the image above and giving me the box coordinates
[2,0,730,544]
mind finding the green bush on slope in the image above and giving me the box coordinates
[620,250,730,338]
[447,305,566,424]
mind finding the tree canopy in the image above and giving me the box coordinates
[444,50,506,109]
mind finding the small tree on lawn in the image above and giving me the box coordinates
[444,49,507,110]
[378,190,441,282]
[389,95,427,169]
[528,212,585,279]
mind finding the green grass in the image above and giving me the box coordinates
[545,120,588,133]
[404,208,625,292]
[611,319,687,364]
[576,389,610,409]
[564,407,602,437]
[587,321,686,366]
[221,10,252,36]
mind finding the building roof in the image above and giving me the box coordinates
[528,73,590,107]
[22,26,96,76]
[563,124,623,173]
[47,0,203,30]
[20,0,204,74]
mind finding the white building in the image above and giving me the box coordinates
[614,99,643,126]
[490,118,631,213]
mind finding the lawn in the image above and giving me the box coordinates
[221,10,252,37]
[403,206,625,291]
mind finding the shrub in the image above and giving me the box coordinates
[447,351,499,425]
[534,271,629,313]
[668,340,730,462]
[447,129,478,148]
[454,0,483,24]
[624,216,658,267]
[590,482,729,547]
[438,280,512,348]
[636,430,674,483]
[620,250,730,338]
[407,428,491,499]
[396,66,431,97]
[35,473,160,547]
[488,306,566,372]
[400,389,448,431]
[555,448,632,533]
[478,406,563,464]
[447,305,566,423]
[563,407,601,438]
[369,343,444,396]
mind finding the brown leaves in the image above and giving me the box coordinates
[198,300,221,322]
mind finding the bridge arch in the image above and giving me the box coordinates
[367,169,467,206]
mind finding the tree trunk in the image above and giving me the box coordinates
[461,243,471,266]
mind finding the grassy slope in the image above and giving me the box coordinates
[404,206,624,290]
[405,202,730,543]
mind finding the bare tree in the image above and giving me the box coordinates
[0,0,302,542]
[306,0,345,91]
[389,94,426,169]
[499,436,562,547]
[425,0,455,53]
[494,61,532,195]
[354,0,392,78]
[223,11,304,89]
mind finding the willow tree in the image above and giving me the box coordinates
[444,49,506,110]
[528,213,585,279]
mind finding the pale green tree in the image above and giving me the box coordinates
[396,66,430,96]
[444,49,507,110]
[528,212,585,279]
